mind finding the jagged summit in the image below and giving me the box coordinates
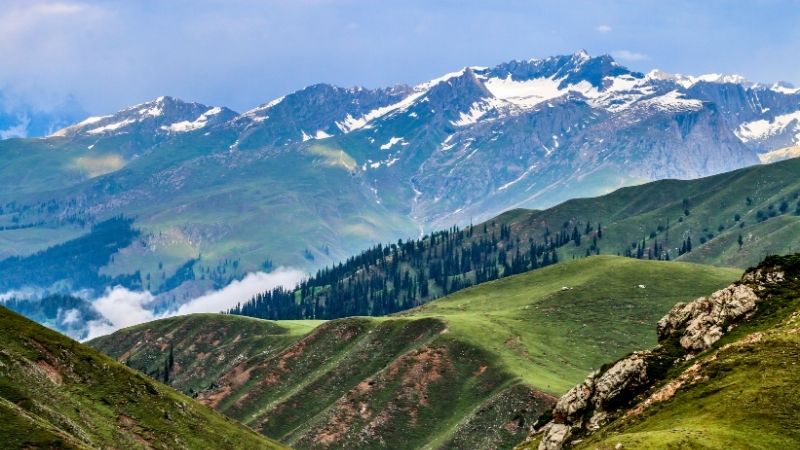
[51,95,237,137]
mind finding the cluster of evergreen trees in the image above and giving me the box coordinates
[0,216,142,293]
[1,198,93,229]
[229,220,574,320]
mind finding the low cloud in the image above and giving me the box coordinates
[596,24,612,33]
[175,267,306,315]
[82,267,305,340]
[611,50,650,61]
[85,287,156,340]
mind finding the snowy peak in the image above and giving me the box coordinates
[645,70,752,89]
[236,83,412,144]
[488,52,636,90]
[52,96,237,137]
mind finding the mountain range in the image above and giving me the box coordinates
[1,51,799,326]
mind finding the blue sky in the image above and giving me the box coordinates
[2,0,799,113]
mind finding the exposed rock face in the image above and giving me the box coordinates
[536,261,788,450]
[539,352,654,450]
[538,423,572,450]
[657,284,759,352]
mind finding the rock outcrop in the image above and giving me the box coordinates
[657,283,759,352]
[536,260,789,450]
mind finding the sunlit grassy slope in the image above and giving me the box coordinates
[398,256,741,392]
[0,306,285,450]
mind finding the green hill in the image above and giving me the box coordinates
[229,157,800,323]
[0,306,285,450]
[91,256,739,449]
[522,254,800,450]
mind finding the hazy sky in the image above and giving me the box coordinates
[2,0,799,114]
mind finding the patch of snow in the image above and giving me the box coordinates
[380,136,404,150]
[759,144,800,163]
[770,83,800,95]
[336,67,474,133]
[498,165,536,191]
[49,115,113,137]
[86,118,136,135]
[451,99,504,126]
[646,70,750,88]
[736,110,800,143]
[161,107,223,133]
[315,130,332,139]
[484,75,565,108]
[243,95,286,119]
[636,90,703,112]
[77,115,111,127]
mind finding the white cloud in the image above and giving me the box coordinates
[59,308,81,325]
[0,119,31,139]
[596,24,612,33]
[82,267,305,340]
[85,287,156,340]
[611,50,650,61]
[0,286,46,302]
[175,267,305,315]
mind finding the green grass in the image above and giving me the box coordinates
[0,306,286,450]
[400,256,740,393]
[91,256,740,449]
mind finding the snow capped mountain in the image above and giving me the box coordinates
[42,51,800,230]
[51,96,237,138]
[232,84,412,147]
[4,50,800,290]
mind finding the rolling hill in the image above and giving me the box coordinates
[90,256,739,449]
[0,306,285,449]
[525,254,800,450]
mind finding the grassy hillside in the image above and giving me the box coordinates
[230,158,800,325]
[0,306,285,449]
[399,256,741,391]
[91,256,739,449]
[520,254,800,450]
[519,157,800,269]
[0,130,416,278]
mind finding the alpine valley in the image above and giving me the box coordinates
[2,52,800,326]
[1,47,800,450]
